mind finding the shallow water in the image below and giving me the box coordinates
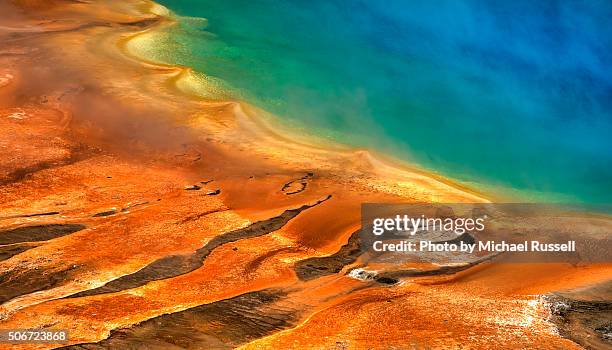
[154,0,612,204]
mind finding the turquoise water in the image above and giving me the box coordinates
[155,0,612,203]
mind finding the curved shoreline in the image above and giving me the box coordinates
[121,0,493,204]
[123,1,598,206]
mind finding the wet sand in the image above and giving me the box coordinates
[0,1,610,349]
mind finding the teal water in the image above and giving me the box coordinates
[155,0,612,203]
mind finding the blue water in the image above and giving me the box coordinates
[155,0,612,203]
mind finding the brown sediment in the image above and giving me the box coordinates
[547,281,612,350]
[281,172,313,195]
[0,264,81,305]
[0,224,86,245]
[91,210,117,217]
[294,229,361,281]
[58,275,369,350]
[66,195,330,299]
[0,243,38,262]
[372,252,498,284]
[57,289,296,350]
[0,1,609,349]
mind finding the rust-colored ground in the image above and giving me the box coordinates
[0,1,610,349]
